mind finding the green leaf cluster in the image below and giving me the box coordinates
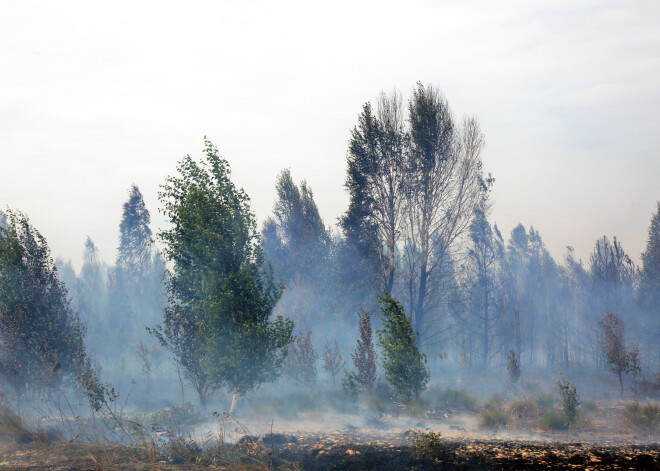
[152,139,294,402]
[376,292,429,402]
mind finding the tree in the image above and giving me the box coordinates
[598,312,639,395]
[322,340,344,387]
[351,308,378,392]
[117,184,153,273]
[341,92,407,295]
[0,210,103,411]
[284,328,318,388]
[556,374,579,427]
[589,236,636,322]
[77,237,108,358]
[151,138,294,411]
[403,84,486,339]
[265,169,330,283]
[109,185,160,346]
[376,292,429,401]
[639,202,660,359]
[460,202,503,367]
[507,350,521,385]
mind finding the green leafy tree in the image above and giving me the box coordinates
[0,210,105,412]
[151,138,294,411]
[376,292,429,402]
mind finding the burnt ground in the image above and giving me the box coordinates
[0,433,658,470]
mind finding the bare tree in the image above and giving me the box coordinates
[322,340,345,387]
[403,84,486,341]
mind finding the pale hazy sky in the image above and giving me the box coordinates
[1,0,659,270]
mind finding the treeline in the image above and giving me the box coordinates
[261,84,660,375]
[0,82,658,415]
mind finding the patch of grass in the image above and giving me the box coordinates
[538,410,569,431]
[479,407,511,430]
[434,388,479,411]
[534,393,556,410]
[482,394,505,411]
[128,401,203,428]
[408,428,444,462]
[405,398,430,418]
[250,391,322,419]
[623,401,660,433]
[508,396,540,420]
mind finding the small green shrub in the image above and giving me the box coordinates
[409,429,444,462]
[557,375,579,426]
[435,389,479,411]
[538,410,568,431]
[623,401,660,432]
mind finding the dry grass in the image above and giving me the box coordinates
[623,401,660,433]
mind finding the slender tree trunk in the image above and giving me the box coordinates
[483,284,489,368]
[415,268,428,336]
[176,366,185,404]
[229,389,239,415]
[198,388,207,409]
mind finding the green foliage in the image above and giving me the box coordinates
[409,429,444,462]
[151,139,294,405]
[556,374,579,427]
[376,292,429,402]
[351,308,377,391]
[639,202,660,316]
[507,350,521,385]
[341,369,359,403]
[264,169,331,284]
[623,401,660,432]
[0,210,107,410]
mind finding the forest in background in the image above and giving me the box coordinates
[0,83,659,422]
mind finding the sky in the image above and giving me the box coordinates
[1,0,659,271]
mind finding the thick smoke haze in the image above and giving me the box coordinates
[1,1,659,270]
